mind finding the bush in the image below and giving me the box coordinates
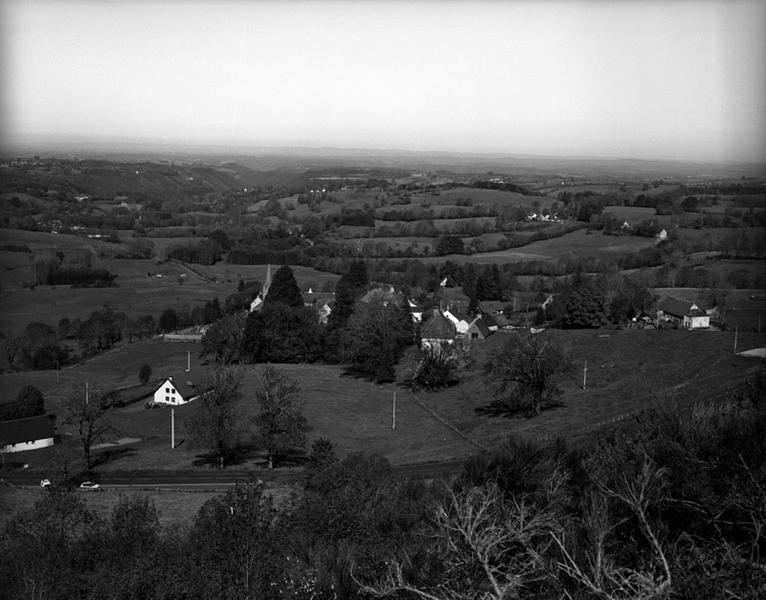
[139,363,152,385]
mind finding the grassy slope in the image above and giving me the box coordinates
[408,228,657,264]
[2,329,761,474]
[0,229,339,334]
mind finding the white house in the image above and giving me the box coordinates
[0,415,55,454]
[153,369,208,406]
[443,308,471,335]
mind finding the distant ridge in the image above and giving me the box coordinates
[2,137,764,179]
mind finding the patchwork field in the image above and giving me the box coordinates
[0,229,340,333]
[410,228,657,264]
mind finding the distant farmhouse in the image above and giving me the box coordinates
[657,296,710,329]
[153,368,208,406]
[0,414,55,454]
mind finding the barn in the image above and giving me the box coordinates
[0,414,55,454]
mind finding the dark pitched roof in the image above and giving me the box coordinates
[493,314,511,328]
[0,414,55,446]
[302,291,335,305]
[165,368,209,399]
[421,311,457,340]
[478,301,505,314]
[445,308,468,323]
[657,296,693,318]
[469,317,492,338]
[481,313,498,328]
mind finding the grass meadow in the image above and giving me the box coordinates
[0,228,340,334]
[412,228,657,264]
[2,328,761,476]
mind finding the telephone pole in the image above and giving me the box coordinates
[582,360,588,390]
[392,391,396,430]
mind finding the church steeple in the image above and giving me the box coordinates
[262,264,272,300]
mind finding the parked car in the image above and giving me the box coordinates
[40,479,51,488]
[79,481,101,491]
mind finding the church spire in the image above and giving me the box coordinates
[262,264,272,300]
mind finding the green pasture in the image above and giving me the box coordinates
[0,228,340,333]
[603,205,656,221]
[409,229,656,264]
[2,328,761,476]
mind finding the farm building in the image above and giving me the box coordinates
[153,368,208,406]
[421,310,457,349]
[407,298,424,323]
[0,414,55,454]
[303,289,335,324]
[466,316,493,340]
[657,296,710,329]
[443,308,471,334]
[433,286,470,312]
[478,300,506,315]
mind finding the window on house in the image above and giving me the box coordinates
[166,396,170,402]
[166,387,170,393]
[171,389,175,394]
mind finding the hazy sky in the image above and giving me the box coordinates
[2,0,765,162]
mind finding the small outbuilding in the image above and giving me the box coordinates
[0,414,55,454]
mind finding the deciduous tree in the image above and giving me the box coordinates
[138,363,152,385]
[342,297,414,382]
[64,382,112,468]
[253,366,309,469]
[187,366,244,469]
[201,311,248,364]
[485,332,571,417]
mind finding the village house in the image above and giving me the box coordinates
[420,310,457,349]
[466,316,493,340]
[152,368,208,406]
[303,289,335,324]
[657,296,710,329]
[0,414,55,454]
[443,307,471,335]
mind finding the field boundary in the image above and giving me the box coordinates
[410,391,490,453]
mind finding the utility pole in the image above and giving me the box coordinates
[733,326,738,353]
[171,408,175,449]
[392,392,396,430]
[85,380,89,405]
[583,360,588,390]
[187,351,191,372]
[391,392,396,430]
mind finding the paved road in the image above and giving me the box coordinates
[1,459,467,489]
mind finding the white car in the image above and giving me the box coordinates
[40,479,51,488]
[79,481,101,491]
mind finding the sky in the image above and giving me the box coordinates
[1,0,765,163]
